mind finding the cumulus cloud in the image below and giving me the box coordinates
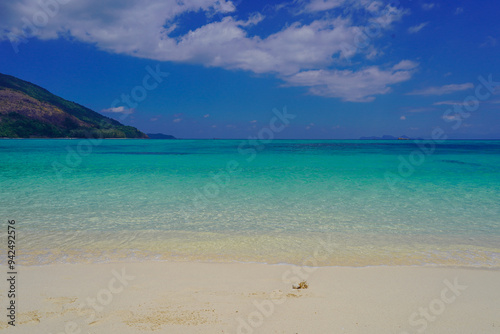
[1,0,237,51]
[408,22,428,34]
[163,17,360,76]
[407,83,473,96]
[0,0,414,102]
[392,60,419,71]
[101,106,134,114]
[304,0,346,12]
[284,60,418,102]
[368,3,408,28]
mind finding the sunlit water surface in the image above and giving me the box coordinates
[1,139,499,267]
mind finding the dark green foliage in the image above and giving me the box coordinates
[0,112,64,138]
[62,116,80,130]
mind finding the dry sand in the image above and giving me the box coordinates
[1,262,499,333]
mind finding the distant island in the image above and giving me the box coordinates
[146,133,176,139]
[0,72,147,138]
[359,135,412,140]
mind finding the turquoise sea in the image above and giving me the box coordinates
[1,139,499,267]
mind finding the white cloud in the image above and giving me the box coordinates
[434,100,482,108]
[433,101,465,106]
[0,0,414,102]
[203,114,210,118]
[422,3,435,10]
[284,60,418,102]
[173,118,182,123]
[302,0,405,19]
[213,0,236,13]
[455,7,464,15]
[101,106,134,114]
[400,115,406,120]
[392,60,419,71]
[443,114,459,121]
[480,36,497,48]
[408,22,428,34]
[1,0,237,49]
[367,3,409,29]
[406,107,436,113]
[408,83,473,96]
[304,0,346,12]
[171,16,370,76]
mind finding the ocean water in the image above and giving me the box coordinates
[0,139,499,267]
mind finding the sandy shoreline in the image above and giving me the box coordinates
[1,262,499,333]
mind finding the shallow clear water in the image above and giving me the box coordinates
[0,139,499,267]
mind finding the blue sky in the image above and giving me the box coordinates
[0,0,499,139]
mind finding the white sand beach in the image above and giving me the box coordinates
[1,262,499,333]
